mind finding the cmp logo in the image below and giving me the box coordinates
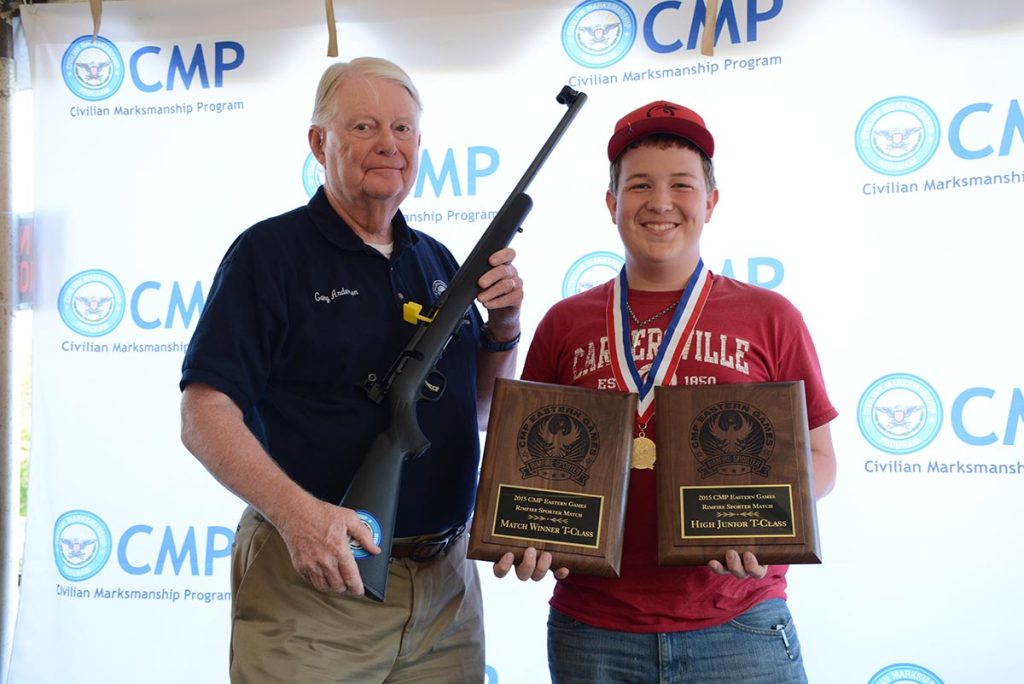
[54,510,113,581]
[303,152,325,198]
[855,97,941,176]
[62,35,126,101]
[858,373,943,454]
[58,269,127,337]
[349,510,383,560]
[562,0,638,69]
[562,251,625,298]
[868,663,944,684]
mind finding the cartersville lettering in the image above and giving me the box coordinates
[573,327,750,388]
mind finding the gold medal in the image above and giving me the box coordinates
[631,436,657,470]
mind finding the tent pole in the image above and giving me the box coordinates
[0,11,18,683]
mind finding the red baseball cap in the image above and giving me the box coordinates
[607,100,715,162]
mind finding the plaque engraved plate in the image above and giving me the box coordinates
[655,381,821,565]
[467,378,636,577]
[491,485,602,549]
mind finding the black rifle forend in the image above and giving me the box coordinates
[340,86,588,602]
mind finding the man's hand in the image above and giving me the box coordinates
[477,247,523,334]
[275,498,381,595]
[707,549,769,580]
[493,547,570,582]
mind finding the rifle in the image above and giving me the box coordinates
[340,85,587,602]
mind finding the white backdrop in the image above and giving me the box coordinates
[12,1,1024,682]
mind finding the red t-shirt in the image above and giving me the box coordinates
[521,274,838,632]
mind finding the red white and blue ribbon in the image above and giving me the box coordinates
[606,260,714,425]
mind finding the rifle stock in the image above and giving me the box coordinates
[341,86,587,602]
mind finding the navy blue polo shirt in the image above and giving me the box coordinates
[181,187,484,536]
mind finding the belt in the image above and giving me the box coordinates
[390,524,466,562]
[251,509,465,563]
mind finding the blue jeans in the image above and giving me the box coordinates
[547,599,808,684]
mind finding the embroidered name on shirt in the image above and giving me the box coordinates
[313,288,359,303]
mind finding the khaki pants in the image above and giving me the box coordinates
[229,507,485,684]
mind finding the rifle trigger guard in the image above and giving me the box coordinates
[421,370,446,401]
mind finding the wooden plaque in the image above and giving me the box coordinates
[655,381,821,566]
[467,378,637,577]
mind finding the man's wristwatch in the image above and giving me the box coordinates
[480,324,521,353]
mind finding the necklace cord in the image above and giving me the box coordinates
[626,300,679,328]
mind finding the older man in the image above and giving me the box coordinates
[180,57,522,683]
